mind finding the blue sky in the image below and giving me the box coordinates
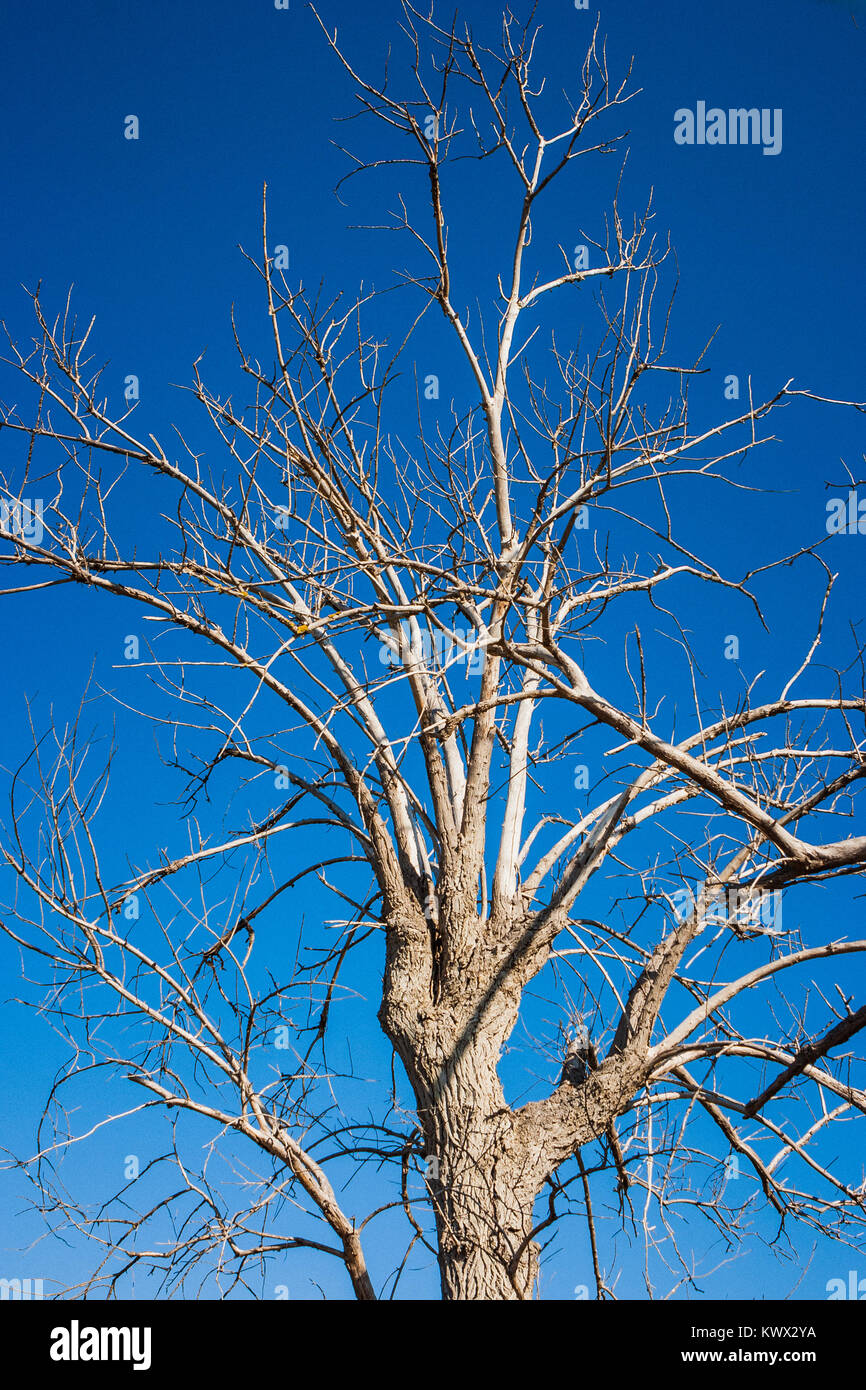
[0,0,865,1300]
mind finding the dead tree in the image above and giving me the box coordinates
[1,6,865,1301]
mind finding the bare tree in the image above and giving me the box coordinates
[1,5,865,1302]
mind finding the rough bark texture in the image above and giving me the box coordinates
[379,902,602,1298]
[431,1121,539,1301]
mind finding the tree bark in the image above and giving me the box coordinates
[430,1134,539,1300]
[426,1074,540,1300]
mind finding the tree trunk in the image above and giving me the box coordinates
[429,1129,540,1300]
[421,1041,541,1300]
[380,912,547,1299]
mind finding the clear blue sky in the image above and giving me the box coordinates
[0,0,864,1300]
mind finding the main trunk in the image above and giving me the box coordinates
[379,908,550,1299]
[429,1119,540,1299]
[419,1032,542,1300]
